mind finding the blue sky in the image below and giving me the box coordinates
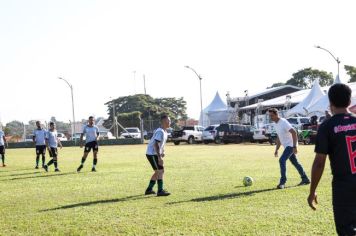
[1,0,356,123]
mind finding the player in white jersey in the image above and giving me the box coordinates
[77,116,100,172]
[33,121,47,169]
[44,122,62,172]
[145,114,171,197]
[0,129,8,167]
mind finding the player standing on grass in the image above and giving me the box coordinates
[268,108,310,189]
[77,116,100,172]
[44,122,62,172]
[0,128,8,167]
[33,121,47,169]
[145,114,171,197]
[308,84,356,236]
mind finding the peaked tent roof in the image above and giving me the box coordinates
[203,91,227,112]
[199,92,228,126]
[286,79,325,117]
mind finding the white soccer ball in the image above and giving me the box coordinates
[243,176,253,186]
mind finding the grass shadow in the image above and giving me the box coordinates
[0,171,42,177]
[0,172,78,181]
[0,168,37,173]
[167,186,298,205]
[40,194,147,212]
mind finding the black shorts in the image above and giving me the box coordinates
[84,141,99,153]
[146,154,163,170]
[333,206,356,236]
[48,147,58,158]
[0,146,5,155]
[36,145,46,155]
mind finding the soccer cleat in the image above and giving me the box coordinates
[277,184,285,189]
[55,168,60,172]
[2,164,6,167]
[145,189,156,195]
[91,167,96,172]
[77,165,83,173]
[157,190,171,197]
[298,179,311,186]
[35,166,39,169]
[44,165,48,172]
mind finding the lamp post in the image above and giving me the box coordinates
[110,97,118,139]
[185,65,203,125]
[58,77,76,144]
[315,45,340,80]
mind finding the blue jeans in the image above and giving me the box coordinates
[279,146,308,185]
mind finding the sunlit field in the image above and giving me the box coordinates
[0,143,335,235]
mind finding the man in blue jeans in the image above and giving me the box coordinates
[268,108,310,189]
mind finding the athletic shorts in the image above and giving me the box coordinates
[0,146,5,155]
[146,154,164,170]
[48,147,58,158]
[84,141,99,153]
[36,145,46,155]
[333,206,356,236]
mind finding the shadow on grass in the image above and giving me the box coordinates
[167,186,298,205]
[0,171,42,177]
[0,172,77,181]
[0,168,36,173]
[40,194,146,212]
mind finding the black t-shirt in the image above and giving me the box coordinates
[315,113,356,206]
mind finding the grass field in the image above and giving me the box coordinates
[0,143,335,235]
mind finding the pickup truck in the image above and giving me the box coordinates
[171,125,205,145]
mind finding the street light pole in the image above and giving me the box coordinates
[143,74,147,95]
[185,65,203,125]
[58,77,76,144]
[315,45,341,80]
[110,97,118,139]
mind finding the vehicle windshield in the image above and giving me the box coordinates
[204,126,216,131]
[182,127,194,131]
[300,118,310,124]
[126,128,139,133]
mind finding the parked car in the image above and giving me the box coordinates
[202,125,219,144]
[171,125,204,145]
[120,127,141,139]
[252,127,269,144]
[57,133,68,141]
[72,133,85,141]
[215,123,253,144]
[287,117,310,130]
[98,131,115,140]
[24,135,34,142]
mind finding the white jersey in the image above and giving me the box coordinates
[0,130,5,146]
[146,128,168,155]
[46,130,58,148]
[34,129,47,146]
[275,118,295,148]
[82,125,99,143]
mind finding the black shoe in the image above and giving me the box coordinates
[77,165,83,172]
[44,165,48,172]
[145,189,156,195]
[55,168,60,172]
[277,184,285,189]
[157,190,171,197]
[35,166,39,169]
[298,179,310,186]
[91,167,96,172]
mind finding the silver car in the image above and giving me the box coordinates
[202,125,219,144]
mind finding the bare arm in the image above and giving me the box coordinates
[154,140,163,165]
[289,128,298,147]
[3,136,8,148]
[274,137,281,157]
[308,153,327,210]
[80,134,84,147]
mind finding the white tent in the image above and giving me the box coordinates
[286,79,325,117]
[199,92,229,127]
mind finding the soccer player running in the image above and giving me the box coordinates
[44,122,62,172]
[0,128,8,167]
[33,121,47,169]
[268,108,310,189]
[77,116,100,172]
[308,84,356,236]
[145,114,171,197]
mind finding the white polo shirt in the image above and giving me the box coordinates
[34,129,47,146]
[0,130,5,146]
[46,130,58,148]
[275,118,296,148]
[146,128,168,155]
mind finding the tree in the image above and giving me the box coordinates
[267,82,285,89]
[103,94,188,131]
[5,120,24,138]
[286,67,333,89]
[345,65,356,83]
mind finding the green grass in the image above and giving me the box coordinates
[0,143,335,235]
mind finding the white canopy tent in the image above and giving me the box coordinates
[286,79,325,117]
[199,92,229,127]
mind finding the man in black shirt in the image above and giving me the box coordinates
[308,83,356,236]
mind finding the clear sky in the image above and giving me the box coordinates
[1,0,355,124]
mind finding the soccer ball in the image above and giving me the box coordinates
[243,176,253,187]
